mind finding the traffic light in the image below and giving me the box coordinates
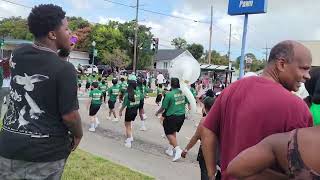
[152,38,159,52]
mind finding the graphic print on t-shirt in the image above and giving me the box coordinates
[4,72,49,135]
[12,73,49,92]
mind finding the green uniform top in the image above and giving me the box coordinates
[311,103,320,126]
[89,89,103,105]
[138,85,148,100]
[108,85,120,102]
[162,88,188,116]
[119,82,128,92]
[123,90,141,108]
[157,87,164,95]
[190,87,197,98]
[87,76,93,84]
[99,83,108,93]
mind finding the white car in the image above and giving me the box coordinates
[81,64,98,74]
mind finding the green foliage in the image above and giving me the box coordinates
[0,17,33,40]
[200,50,229,65]
[67,16,90,31]
[187,43,204,60]
[235,53,265,71]
[171,37,187,49]
[118,21,154,69]
[102,48,130,68]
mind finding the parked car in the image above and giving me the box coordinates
[81,64,98,74]
[97,65,111,75]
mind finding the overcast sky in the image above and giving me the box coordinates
[0,0,318,60]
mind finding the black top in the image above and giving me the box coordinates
[0,44,79,162]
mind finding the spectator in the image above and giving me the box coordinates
[0,4,82,179]
[201,40,313,180]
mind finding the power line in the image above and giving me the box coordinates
[0,0,32,8]
[104,0,209,24]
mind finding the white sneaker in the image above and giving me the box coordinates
[140,125,147,131]
[124,140,132,148]
[95,118,100,128]
[128,137,134,142]
[142,114,147,120]
[172,147,182,162]
[112,118,119,122]
[88,127,95,132]
[106,117,112,120]
[165,149,174,156]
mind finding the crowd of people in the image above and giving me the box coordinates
[0,3,319,180]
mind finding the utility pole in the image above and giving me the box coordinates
[133,0,139,73]
[263,43,271,61]
[226,24,232,86]
[207,5,213,64]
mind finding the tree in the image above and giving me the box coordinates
[89,23,126,64]
[102,48,130,68]
[201,50,229,65]
[0,17,33,40]
[171,37,187,49]
[73,26,92,51]
[67,16,91,31]
[118,21,154,69]
[235,53,265,71]
[187,43,204,60]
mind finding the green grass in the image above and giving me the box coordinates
[63,149,154,180]
[147,92,157,97]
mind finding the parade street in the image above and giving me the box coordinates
[78,94,203,180]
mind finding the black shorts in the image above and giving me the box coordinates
[125,107,138,122]
[108,100,116,109]
[102,92,106,100]
[155,94,162,103]
[139,99,144,110]
[89,104,101,116]
[163,115,185,135]
[78,83,81,88]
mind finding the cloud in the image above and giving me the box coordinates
[0,1,30,18]
[98,16,126,24]
[67,0,91,10]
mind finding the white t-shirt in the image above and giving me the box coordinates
[157,74,165,84]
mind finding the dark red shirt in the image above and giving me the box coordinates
[203,76,313,180]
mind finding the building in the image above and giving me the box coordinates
[300,40,320,66]
[154,49,195,70]
[68,51,90,67]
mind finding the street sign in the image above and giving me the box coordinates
[93,49,98,57]
[228,0,268,15]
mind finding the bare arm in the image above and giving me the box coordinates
[227,135,288,179]
[155,107,165,116]
[62,110,83,151]
[201,126,218,178]
[185,125,201,151]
